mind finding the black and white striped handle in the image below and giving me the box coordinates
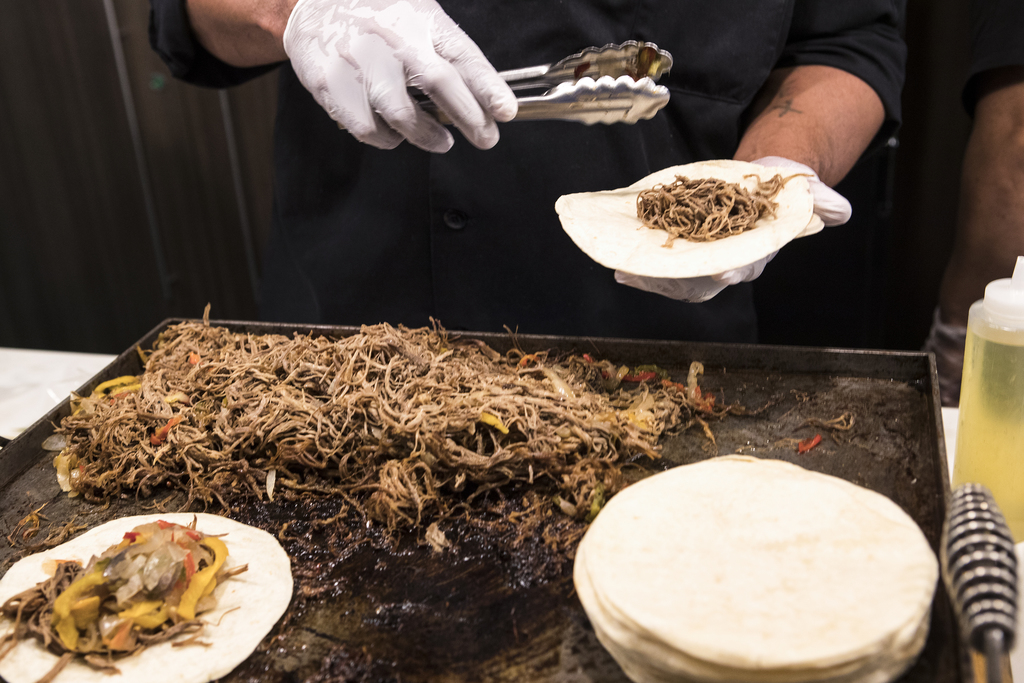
[942,484,1018,683]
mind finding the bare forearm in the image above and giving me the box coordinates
[939,67,1024,326]
[734,66,885,187]
[185,0,296,67]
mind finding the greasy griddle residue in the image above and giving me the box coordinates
[224,497,625,683]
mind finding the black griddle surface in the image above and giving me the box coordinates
[0,319,960,682]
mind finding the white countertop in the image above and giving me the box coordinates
[0,349,1019,670]
[0,347,116,440]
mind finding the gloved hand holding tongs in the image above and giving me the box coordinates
[284,0,671,152]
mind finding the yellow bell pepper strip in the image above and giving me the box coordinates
[117,599,162,620]
[177,537,227,620]
[52,559,109,650]
[92,376,141,397]
[478,411,509,435]
[118,600,169,629]
[132,604,169,629]
[70,596,100,630]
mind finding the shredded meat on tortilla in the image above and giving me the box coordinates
[0,560,205,679]
[54,319,739,532]
[636,173,797,245]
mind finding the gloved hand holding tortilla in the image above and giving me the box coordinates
[555,158,848,302]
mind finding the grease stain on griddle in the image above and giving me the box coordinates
[225,499,627,683]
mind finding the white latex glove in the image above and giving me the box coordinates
[751,156,852,228]
[283,0,518,153]
[614,156,852,302]
[615,252,778,303]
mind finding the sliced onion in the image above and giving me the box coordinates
[156,562,181,593]
[122,554,147,580]
[163,540,188,563]
[266,468,277,503]
[542,368,576,400]
[103,549,130,579]
[41,433,66,451]
[626,391,657,430]
[78,621,101,651]
[53,453,72,492]
[142,549,173,591]
[556,496,578,517]
[128,530,166,559]
[115,574,143,606]
[99,614,127,639]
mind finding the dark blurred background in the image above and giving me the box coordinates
[0,0,971,354]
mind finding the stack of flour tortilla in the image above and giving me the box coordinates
[574,456,939,683]
[555,159,824,279]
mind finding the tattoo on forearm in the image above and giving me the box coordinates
[770,98,803,118]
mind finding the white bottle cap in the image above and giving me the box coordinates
[984,256,1024,327]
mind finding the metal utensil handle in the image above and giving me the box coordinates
[942,483,1018,683]
[388,41,675,130]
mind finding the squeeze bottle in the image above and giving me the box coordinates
[952,255,1024,540]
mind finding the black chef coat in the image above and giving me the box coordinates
[150,1,905,342]
[963,0,1024,114]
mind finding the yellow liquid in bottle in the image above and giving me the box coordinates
[952,310,1024,541]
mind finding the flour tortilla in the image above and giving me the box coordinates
[555,160,821,278]
[573,456,937,683]
[0,513,293,683]
[576,552,930,683]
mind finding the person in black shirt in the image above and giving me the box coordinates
[150,0,905,341]
[924,0,1024,404]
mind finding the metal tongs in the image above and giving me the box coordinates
[421,41,673,126]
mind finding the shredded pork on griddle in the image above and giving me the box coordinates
[55,320,731,531]
[636,173,795,244]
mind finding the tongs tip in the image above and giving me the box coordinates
[562,40,673,83]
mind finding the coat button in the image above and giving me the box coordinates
[443,209,468,230]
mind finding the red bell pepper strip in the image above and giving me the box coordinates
[150,416,183,446]
[797,434,823,454]
[517,353,541,367]
[122,531,139,543]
